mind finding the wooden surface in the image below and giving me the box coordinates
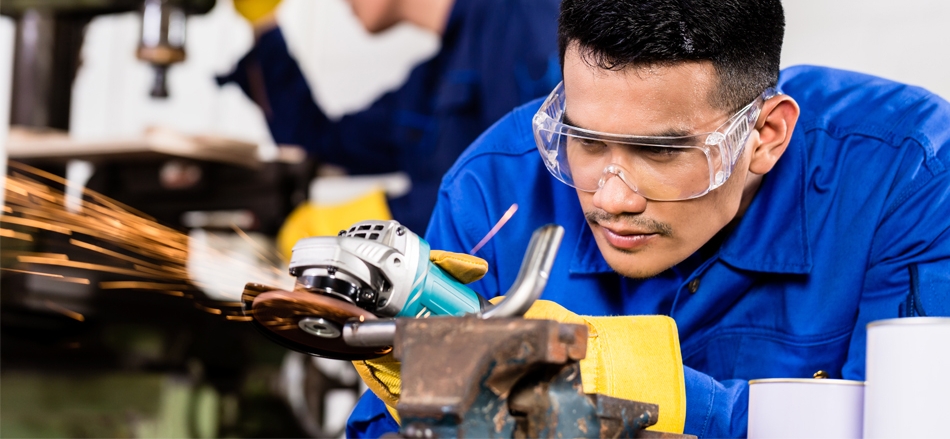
[6,126,262,168]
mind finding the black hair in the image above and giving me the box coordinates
[558,0,785,112]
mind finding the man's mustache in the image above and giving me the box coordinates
[584,210,674,237]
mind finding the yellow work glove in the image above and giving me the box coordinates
[516,300,687,434]
[233,0,282,24]
[428,250,489,284]
[351,251,488,423]
[276,189,392,260]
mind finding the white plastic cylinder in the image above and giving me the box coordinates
[748,378,864,439]
[863,317,950,439]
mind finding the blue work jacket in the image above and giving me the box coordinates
[218,0,561,233]
[346,65,950,438]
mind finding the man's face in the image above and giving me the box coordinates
[347,0,401,34]
[562,46,758,278]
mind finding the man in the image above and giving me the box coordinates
[220,0,561,233]
[349,0,950,437]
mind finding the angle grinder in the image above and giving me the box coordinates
[242,220,564,360]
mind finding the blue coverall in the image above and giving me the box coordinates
[347,65,950,438]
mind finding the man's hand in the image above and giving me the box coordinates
[428,249,489,283]
[516,300,687,434]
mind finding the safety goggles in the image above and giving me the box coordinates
[532,81,777,201]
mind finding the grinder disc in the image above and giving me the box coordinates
[244,284,391,360]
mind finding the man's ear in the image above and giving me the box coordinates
[749,95,800,175]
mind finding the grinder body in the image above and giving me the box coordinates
[244,219,564,359]
[288,220,482,319]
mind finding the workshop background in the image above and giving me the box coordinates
[0,0,948,438]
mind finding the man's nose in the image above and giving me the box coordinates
[591,172,647,215]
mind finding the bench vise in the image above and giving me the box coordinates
[390,316,694,439]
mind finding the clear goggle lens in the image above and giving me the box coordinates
[533,82,775,201]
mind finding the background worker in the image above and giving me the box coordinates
[349,0,950,437]
[220,0,562,234]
